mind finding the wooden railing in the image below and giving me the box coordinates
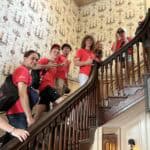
[2,64,100,150]
[99,9,150,107]
[2,8,150,150]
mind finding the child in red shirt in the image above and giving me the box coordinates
[56,43,72,95]
[74,35,96,86]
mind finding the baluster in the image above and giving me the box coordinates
[125,51,130,85]
[72,107,76,150]
[142,43,148,73]
[48,128,52,150]
[109,62,114,96]
[91,88,95,126]
[42,130,46,150]
[68,109,72,150]
[75,104,79,150]
[59,122,63,150]
[93,86,97,126]
[85,91,90,138]
[63,118,68,150]
[119,54,124,95]
[35,135,40,150]
[53,125,58,150]
[82,95,86,139]
[100,66,104,106]
[131,47,135,85]
[136,43,141,83]
[115,57,119,96]
[105,64,108,99]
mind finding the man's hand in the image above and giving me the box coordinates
[85,58,93,65]
[11,128,29,142]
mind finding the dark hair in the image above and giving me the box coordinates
[24,50,38,57]
[117,27,125,34]
[61,43,72,51]
[81,35,95,51]
[37,52,41,58]
[50,44,60,51]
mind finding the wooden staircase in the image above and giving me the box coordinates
[1,8,150,150]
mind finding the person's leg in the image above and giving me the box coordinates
[78,73,89,87]
[35,86,61,120]
[34,104,46,121]
[56,78,65,95]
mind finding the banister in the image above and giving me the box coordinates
[2,64,99,150]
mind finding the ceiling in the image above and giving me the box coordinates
[74,0,98,6]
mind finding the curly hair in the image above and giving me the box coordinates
[81,35,95,51]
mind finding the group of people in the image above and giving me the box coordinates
[0,28,131,146]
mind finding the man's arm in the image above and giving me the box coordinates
[74,57,93,66]
[33,62,58,70]
[18,82,35,127]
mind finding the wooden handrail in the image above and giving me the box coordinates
[2,8,150,150]
[2,64,99,150]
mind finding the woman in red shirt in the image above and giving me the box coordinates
[74,35,95,86]
[1,50,39,145]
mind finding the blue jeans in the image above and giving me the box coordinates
[0,113,27,147]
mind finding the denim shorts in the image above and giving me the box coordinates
[0,113,27,147]
[7,113,28,129]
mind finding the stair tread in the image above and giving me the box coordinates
[108,96,128,99]
[99,106,111,109]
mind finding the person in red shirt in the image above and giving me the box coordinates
[74,35,96,86]
[1,50,39,145]
[35,44,64,120]
[111,28,133,64]
[56,43,72,95]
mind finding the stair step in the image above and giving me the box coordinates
[124,84,143,88]
[79,139,89,143]
[99,106,111,109]
[108,96,128,100]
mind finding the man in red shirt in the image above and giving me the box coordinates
[1,50,39,146]
[74,35,95,86]
[56,43,72,95]
[111,28,133,63]
[35,44,64,120]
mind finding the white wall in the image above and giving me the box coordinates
[92,100,150,150]
[90,127,102,150]
[121,112,147,150]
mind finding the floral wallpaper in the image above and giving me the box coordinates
[77,0,146,59]
[0,0,149,84]
[0,0,79,84]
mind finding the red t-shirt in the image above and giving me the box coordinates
[38,58,57,91]
[111,37,133,55]
[75,48,95,76]
[56,54,70,80]
[7,65,32,115]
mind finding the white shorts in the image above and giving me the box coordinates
[78,73,89,87]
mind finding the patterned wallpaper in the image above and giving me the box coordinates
[0,0,79,83]
[0,0,149,84]
[77,0,146,59]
